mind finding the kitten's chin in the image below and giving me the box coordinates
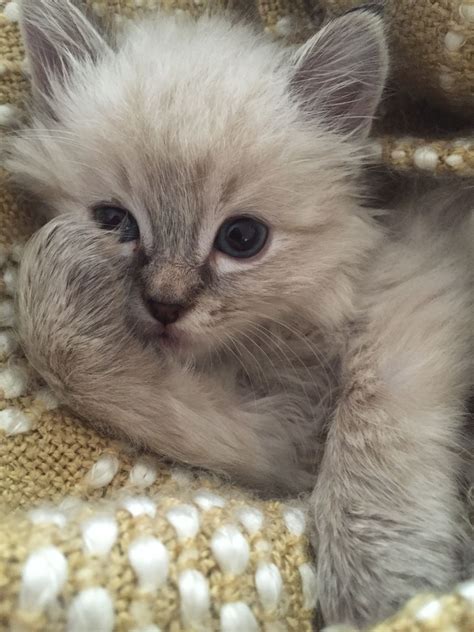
[139,319,205,358]
[158,327,212,358]
[142,321,190,354]
[156,327,188,352]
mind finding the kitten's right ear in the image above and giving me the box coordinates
[20,0,109,103]
[290,9,388,138]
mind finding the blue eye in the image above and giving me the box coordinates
[215,216,268,258]
[93,205,139,243]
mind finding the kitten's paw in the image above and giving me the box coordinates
[312,496,461,627]
[17,216,136,395]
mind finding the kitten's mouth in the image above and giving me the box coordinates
[157,328,182,349]
[130,297,188,350]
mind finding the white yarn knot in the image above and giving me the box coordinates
[255,562,284,612]
[211,524,250,575]
[193,489,226,511]
[129,460,158,487]
[128,536,169,593]
[121,495,157,518]
[178,569,210,629]
[166,504,200,540]
[67,587,115,632]
[85,454,119,488]
[298,563,318,609]
[81,515,118,556]
[220,602,259,632]
[0,364,29,398]
[3,2,20,23]
[0,407,32,435]
[282,507,306,536]
[236,506,263,534]
[19,546,68,612]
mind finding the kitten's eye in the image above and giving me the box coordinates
[215,216,268,259]
[93,205,139,242]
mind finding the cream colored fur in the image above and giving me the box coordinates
[9,1,473,626]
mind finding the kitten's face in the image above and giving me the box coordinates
[11,2,388,357]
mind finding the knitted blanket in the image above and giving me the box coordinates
[0,1,473,630]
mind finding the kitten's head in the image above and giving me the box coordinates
[10,0,388,356]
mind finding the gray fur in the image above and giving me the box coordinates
[9,1,473,626]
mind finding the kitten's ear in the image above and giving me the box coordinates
[290,9,388,138]
[20,0,108,101]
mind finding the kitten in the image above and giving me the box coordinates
[8,0,473,626]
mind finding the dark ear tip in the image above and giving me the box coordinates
[344,3,385,18]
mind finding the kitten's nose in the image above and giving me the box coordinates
[147,300,184,326]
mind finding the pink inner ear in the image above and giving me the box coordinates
[290,11,388,137]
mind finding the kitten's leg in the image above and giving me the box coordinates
[313,215,473,626]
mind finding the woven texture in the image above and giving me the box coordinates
[0,1,473,630]
[325,0,474,175]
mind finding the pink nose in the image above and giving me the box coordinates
[147,300,184,326]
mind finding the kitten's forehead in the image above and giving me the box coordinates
[69,76,292,252]
[56,16,296,201]
[137,154,214,260]
[17,14,359,238]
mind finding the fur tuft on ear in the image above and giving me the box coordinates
[290,9,389,138]
[20,0,109,102]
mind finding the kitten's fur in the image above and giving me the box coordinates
[9,0,473,626]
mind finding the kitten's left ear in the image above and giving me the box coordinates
[290,9,389,138]
[20,0,109,102]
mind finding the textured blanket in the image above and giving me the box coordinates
[0,1,473,630]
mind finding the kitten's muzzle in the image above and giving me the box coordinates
[146,299,186,326]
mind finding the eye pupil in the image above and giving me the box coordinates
[215,217,268,259]
[93,205,139,243]
[104,209,123,228]
[228,224,254,249]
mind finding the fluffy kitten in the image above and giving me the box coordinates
[9,0,473,626]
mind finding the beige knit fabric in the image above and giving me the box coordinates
[0,1,473,631]
[324,0,474,176]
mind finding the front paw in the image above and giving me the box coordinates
[16,215,133,394]
[312,494,461,627]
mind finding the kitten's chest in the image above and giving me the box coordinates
[221,323,342,418]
